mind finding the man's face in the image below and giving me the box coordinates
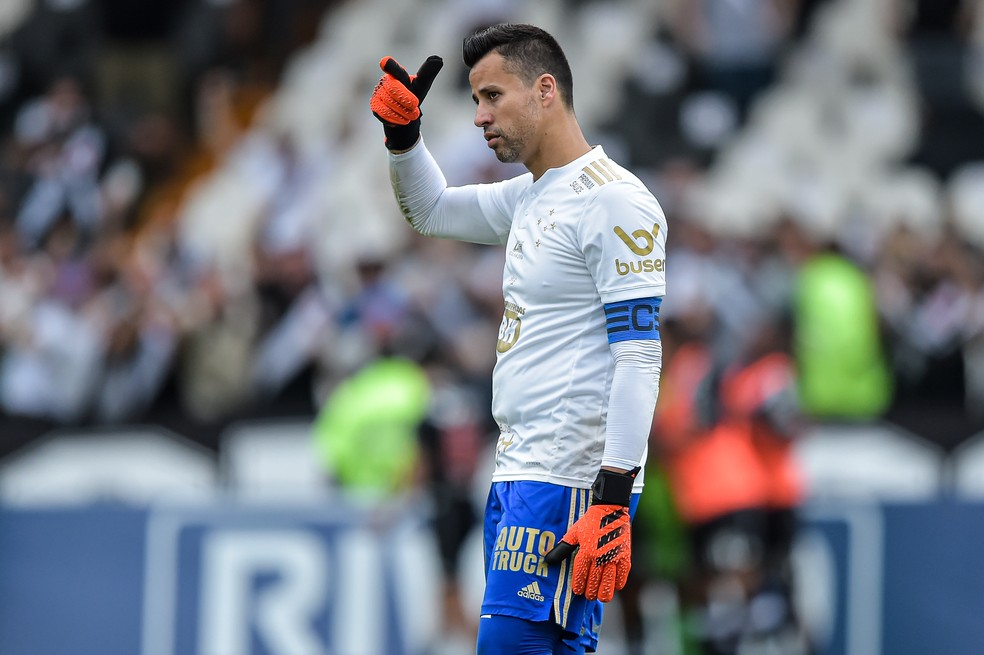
[469,52,540,165]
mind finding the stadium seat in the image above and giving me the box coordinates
[947,430,984,499]
[948,162,984,251]
[0,427,217,506]
[219,418,332,501]
[794,422,946,501]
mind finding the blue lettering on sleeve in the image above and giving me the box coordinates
[604,297,662,343]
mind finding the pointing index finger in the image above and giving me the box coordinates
[380,56,412,88]
[411,55,444,101]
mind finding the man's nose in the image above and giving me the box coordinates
[474,107,491,128]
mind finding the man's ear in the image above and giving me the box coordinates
[537,74,557,103]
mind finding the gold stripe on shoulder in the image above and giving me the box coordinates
[591,161,614,182]
[599,159,622,180]
[582,165,606,186]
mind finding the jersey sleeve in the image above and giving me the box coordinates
[577,183,667,304]
[602,339,662,471]
[388,139,529,246]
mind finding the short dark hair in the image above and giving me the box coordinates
[462,23,574,109]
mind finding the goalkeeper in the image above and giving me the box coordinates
[370,23,666,654]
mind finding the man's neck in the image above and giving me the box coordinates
[527,119,592,181]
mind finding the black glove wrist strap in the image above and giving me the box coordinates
[591,466,641,507]
[383,122,420,152]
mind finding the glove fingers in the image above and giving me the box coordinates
[411,55,444,102]
[614,558,631,593]
[370,78,420,125]
[369,99,415,126]
[597,564,618,602]
[381,78,419,113]
[584,560,604,601]
[380,56,412,88]
[370,102,412,125]
[570,549,590,596]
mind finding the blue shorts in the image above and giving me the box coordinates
[481,480,640,652]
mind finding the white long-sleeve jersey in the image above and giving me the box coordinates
[389,140,666,490]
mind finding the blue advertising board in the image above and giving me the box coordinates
[1,503,430,655]
[3,500,984,655]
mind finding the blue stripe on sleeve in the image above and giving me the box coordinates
[604,297,662,343]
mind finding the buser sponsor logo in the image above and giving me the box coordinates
[614,224,661,256]
[615,257,665,276]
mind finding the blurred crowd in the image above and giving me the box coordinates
[0,0,348,453]
[1,0,981,457]
[1,0,983,653]
[0,1,979,441]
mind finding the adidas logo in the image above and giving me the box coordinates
[517,581,545,602]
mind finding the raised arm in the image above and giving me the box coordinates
[371,55,514,245]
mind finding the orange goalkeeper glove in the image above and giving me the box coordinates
[370,55,443,151]
[544,467,640,602]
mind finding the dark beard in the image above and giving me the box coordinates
[493,138,520,163]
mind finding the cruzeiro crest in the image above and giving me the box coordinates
[496,301,525,353]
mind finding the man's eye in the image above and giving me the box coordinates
[488,92,499,100]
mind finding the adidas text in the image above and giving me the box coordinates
[517,582,545,602]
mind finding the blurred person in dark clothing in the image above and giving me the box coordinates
[716,312,811,654]
[650,311,771,655]
[417,358,489,654]
[898,0,984,176]
[875,223,984,447]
